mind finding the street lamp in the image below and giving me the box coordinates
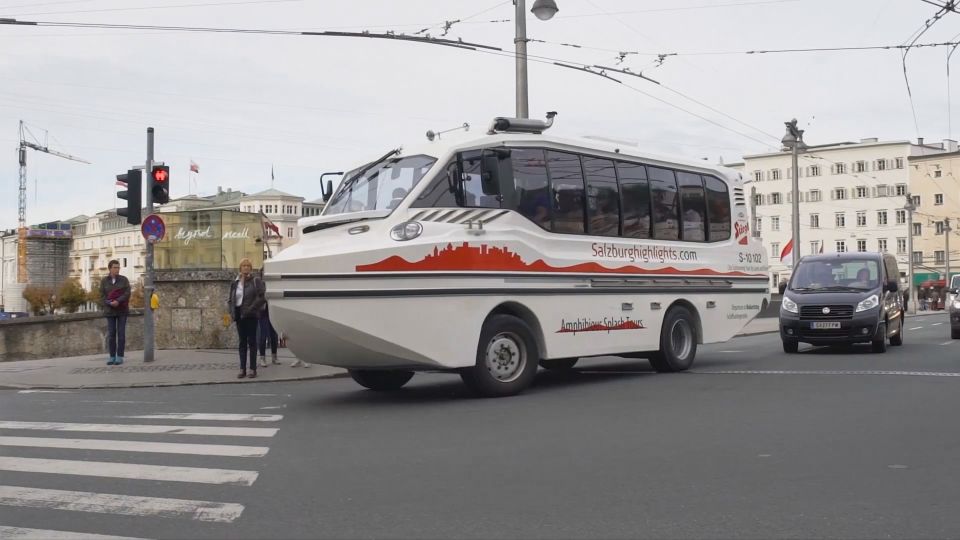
[905,193,917,314]
[516,0,559,119]
[781,118,807,270]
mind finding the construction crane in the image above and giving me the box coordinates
[17,120,90,282]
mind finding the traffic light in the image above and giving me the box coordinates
[116,169,142,225]
[151,164,170,204]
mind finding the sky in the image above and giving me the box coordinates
[1,0,958,230]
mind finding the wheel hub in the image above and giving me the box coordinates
[485,332,526,382]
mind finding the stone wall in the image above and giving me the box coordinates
[0,311,144,362]
[154,270,238,350]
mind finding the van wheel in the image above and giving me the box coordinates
[782,340,799,354]
[872,323,888,353]
[460,315,540,397]
[540,358,578,370]
[649,306,698,372]
[889,318,903,346]
[348,369,414,391]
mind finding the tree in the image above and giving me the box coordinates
[87,275,103,309]
[129,282,145,309]
[57,279,87,314]
[22,286,56,316]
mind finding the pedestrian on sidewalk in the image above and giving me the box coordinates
[228,258,266,379]
[100,260,130,366]
[257,270,280,368]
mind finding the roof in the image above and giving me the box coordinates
[244,188,303,200]
[742,139,915,160]
[304,199,326,205]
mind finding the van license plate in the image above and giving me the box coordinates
[811,321,841,329]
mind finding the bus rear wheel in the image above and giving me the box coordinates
[348,369,414,391]
[461,314,540,397]
[649,306,698,373]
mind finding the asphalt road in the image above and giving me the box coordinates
[0,313,957,540]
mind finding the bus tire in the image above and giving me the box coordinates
[649,306,697,373]
[348,369,414,391]
[461,314,539,397]
[540,358,578,370]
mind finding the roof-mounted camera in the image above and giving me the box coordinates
[487,111,557,135]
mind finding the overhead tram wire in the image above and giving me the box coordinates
[0,0,302,17]
[900,2,954,138]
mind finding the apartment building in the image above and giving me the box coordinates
[731,137,949,287]
[907,150,960,286]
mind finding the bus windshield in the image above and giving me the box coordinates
[326,154,437,216]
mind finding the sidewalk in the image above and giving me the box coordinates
[0,349,346,390]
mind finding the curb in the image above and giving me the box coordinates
[0,371,350,391]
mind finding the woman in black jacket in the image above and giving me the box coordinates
[228,258,266,378]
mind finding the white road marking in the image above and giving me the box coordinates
[83,401,163,404]
[718,350,744,353]
[259,405,285,410]
[0,486,244,522]
[117,413,282,422]
[0,436,269,457]
[941,341,955,346]
[16,390,73,394]
[910,327,923,331]
[0,456,258,486]
[932,322,944,326]
[0,421,277,438]
[694,370,960,377]
[0,526,147,540]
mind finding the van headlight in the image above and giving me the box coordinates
[782,297,798,314]
[389,221,422,241]
[856,295,879,312]
[953,300,960,310]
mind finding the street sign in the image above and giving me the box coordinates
[141,213,165,244]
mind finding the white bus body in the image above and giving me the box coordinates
[264,116,769,396]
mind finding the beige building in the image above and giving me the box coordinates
[907,151,960,287]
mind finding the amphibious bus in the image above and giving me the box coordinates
[264,113,769,397]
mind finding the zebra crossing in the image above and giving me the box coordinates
[0,411,281,539]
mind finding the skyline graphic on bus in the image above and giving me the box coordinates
[356,242,762,277]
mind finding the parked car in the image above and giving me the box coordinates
[950,283,960,339]
[780,252,904,353]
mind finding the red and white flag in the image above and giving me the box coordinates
[780,238,794,262]
[260,212,280,236]
[115,179,127,187]
[189,160,199,173]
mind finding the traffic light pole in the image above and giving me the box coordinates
[144,127,155,363]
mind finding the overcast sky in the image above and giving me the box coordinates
[1,0,957,229]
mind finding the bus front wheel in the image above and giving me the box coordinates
[349,369,414,391]
[461,314,540,397]
[649,306,698,373]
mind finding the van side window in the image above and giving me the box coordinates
[583,156,620,237]
[648,166,681,241]
[410,159,459,208]
[546,151,586,234]
[616,161,651,239]
[677,171,706,242]
[703,175,731,242]
[509,148,551,230]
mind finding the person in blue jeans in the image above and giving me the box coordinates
[257,303,280,368]
[100,260,131,365]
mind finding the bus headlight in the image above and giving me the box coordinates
[856,295,879,312]
[782,296,798,314]
[390,221,423,242]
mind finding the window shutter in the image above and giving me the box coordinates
[871,187,877,198]
[831,189,836,200]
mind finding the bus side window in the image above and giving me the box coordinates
[648,166,681,241]
[677,171,706,242]
[703,175,731,242]
[545,151,586,234]
[616,161,651,239]
[459,150,485,207]
[410,159,460,208]
[583,156,620,237]
[508,148,551,230]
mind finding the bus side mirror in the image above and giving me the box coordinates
[481,154,502,196]
[950,287,959,295]
[322,180,334,202]
[778,281,787,295]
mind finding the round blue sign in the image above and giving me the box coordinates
[141,214,166,243]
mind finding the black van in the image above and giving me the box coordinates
[779,252,904,353]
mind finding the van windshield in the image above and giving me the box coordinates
[790,259,880,291]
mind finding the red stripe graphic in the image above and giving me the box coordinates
[356,242,763,277]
